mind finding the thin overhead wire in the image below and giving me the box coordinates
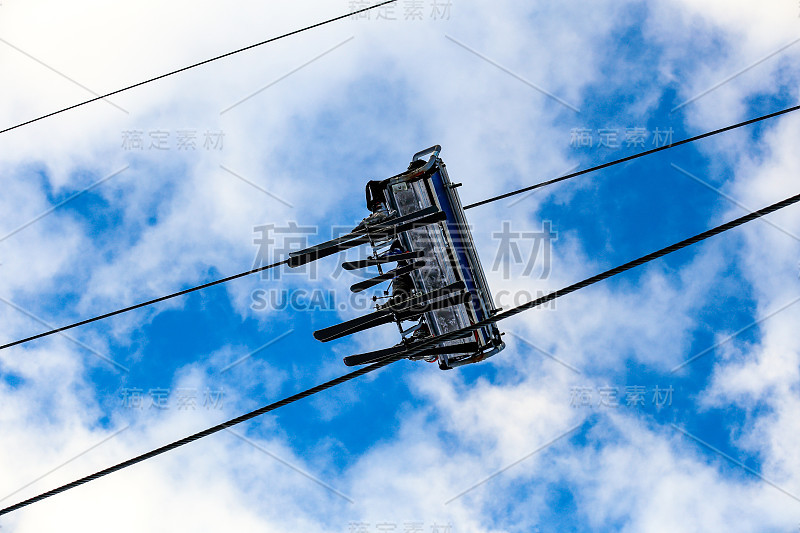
[0,259,287,351]
[0,0,795,517]
[0,0,397,136]
[3,105,798,353]
[2,190,798,516]
[0,355,398,517]
[428,191,800,347]
[462,104,800,210]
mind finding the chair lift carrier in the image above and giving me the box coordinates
[292,145,505,370]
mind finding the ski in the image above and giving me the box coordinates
[341,251,424,271]
[349,261,425,293]
[290,209,445,267]
[288,206,441,267]
[343,341,480,367]
[394,291,471,322]
[343,344,411,366]
[380,280,465,314]
[313,282,467,342]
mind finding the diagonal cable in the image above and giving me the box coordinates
[0,355,398,516]
[0,425,130,504]
[2,191,799,516]
[0,0,397,135]
[0,295,129,372]
[220,36,355,115]
[463,104,800,210]
[395,191,800,359]
[670,163,800,243]
[2,107,798,352]
[0,259,287,352]
[0,37,128,114]
[506,164,580,207]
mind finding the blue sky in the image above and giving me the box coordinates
[1,1,800,531]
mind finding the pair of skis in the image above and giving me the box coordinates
[287,206,444,267]
[342,250,423,271]
[343,340,479,367]
[315,280,478,366]
[349,260,425,293]
[313,281,470,342]
[295,205,479,366]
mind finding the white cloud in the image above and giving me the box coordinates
[3,0,800,531]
